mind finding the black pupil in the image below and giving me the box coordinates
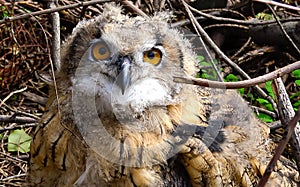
[147,51,155,59]
[99,47,107,55]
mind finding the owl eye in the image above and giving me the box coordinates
[91,41,111,61]
[143,48,162,66]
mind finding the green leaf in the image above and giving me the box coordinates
[256,98,269,105]
[0,6,9,19]
[197,55,205,62]
[265,81,275,99]
[293,100,300,108]
[238,88,245,95]
[199,61,210,67]
[257,113,274,123]
[295,80,300,86]
[247,93,255,101]
[256,12,274,20]
[256,98,274,111]
[290,91,300,99]
[213,59,219,65]
[292,69,300,78]
[225,74,239,82]
[265,103,274,111]
[8,129,32,153]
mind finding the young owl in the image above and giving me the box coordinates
[28,3,299,187]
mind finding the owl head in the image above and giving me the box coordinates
[58,3,198,120]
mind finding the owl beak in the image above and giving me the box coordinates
[116,56,131,94]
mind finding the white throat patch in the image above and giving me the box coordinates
[111,78,173,118]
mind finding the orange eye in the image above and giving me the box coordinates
[143,48,162,66]
[91,41,111,61]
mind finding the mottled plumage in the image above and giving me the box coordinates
[28,3,299,187]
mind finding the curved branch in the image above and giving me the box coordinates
[173,60,300,89]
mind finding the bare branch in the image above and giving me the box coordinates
[174,61,300,89]
[0,123,37,133]
[181,1,278,114]
[266,4,300,56]
[0,115,37,123]
[0,0,113,24]
[253,0,300,12]
[121,0,149,18]
[274,78,300,170]
[49,0,61,70]
[0,87,27,108]
[257,107,300,187]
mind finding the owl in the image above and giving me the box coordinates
[28,3,299,187]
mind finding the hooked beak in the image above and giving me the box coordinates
[116,56,131,94]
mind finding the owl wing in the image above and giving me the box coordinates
[177,88,299,187]
[28,93,91,186]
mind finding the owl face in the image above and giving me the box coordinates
[70,17,197,119]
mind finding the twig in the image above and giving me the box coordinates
[174,55,300,88]
[121,0,149,18]
[22,92,47,105]
[266,4,300,56]
[29,6,61,125]
[0,0,113,24]
[1,173,27,181]
[182,1,223,81]
[256,107,300,187]
[186,4,300,26]
[203,23,249,30]
[182,1,278,114]
[0,87,27,108]
[0,123,37,133]
[231,37,252,59]
[253,0,300,12]
[273,78,300,170]
[268,120,283,130]
[48,0,61,70]
[0,115,37,123]
[0,151,28,163]
[251,105,277,118]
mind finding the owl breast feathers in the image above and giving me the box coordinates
[28,3,299,187]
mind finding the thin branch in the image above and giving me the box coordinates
[49,0,61,70]
[0,115,37,123]
[0,0,113,24]
[267,4,300,56]
[251,105,277,118]
[253,0,300,12]
[0,87,27,108]
[0,150,28,163]
[182,1,223,81]
[230,37,252,59]
[121,0,149,18]
[0,124,37,133]
[1,174,27,181]
[182,1,278,114]
[173,60,300,89]
[203,23,249,30]
[268,120,283,130]
[186,4,300,26]
[256,107,300,187]
[273,78,300,170]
